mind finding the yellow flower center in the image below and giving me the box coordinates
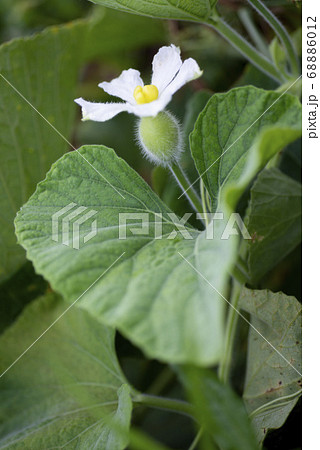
[134,85,159,105]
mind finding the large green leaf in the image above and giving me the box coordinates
[0,293,132,449]
[239,287,302,445]
[246,168,302,282]
[0,21,86,282]
[190,86,302,212]
[182,368,258,450]
[15,145,237,365]
[89,0,217,22]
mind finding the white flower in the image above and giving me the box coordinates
[75,44,202,121]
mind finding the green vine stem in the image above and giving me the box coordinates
[219,232,251,383]
[218,279,243,384]
[170,162,203,215]
[247,0,300,76]
[205,189,211,213]
[238,7,269,56]
[188,428,203,450]
[133,367,176,424]
[200,178,210,228]
[133,393,194,418]
[207,16,284,83]
[232,262,249,285]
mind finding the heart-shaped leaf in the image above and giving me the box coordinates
[240,287,302,444]
[15,145,237,365]
[190,86,302,212]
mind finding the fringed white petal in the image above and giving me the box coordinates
[151,44,182,95]
[74,98,130,122]
[161,58,203,99]
[98,69,143,105]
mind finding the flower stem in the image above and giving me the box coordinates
[170,163,203,214]
[207,16,283,83]
[218,279,243,384]
[134,393,194,418]
[247,0,300,76]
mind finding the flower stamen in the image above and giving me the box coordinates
[134,85,159,105]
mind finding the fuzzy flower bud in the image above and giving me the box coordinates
[136,111,182,166]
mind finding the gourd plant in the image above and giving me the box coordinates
[0,1,302,448]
